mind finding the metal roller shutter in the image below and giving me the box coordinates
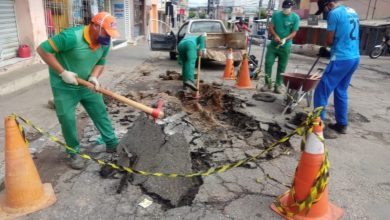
[0,0,20,61]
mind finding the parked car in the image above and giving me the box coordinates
[149,19,247,64]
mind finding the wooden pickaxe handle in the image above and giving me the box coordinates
[77,78,164,119]
[195,55,201,97]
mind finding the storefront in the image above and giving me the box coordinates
[133,0,145,37]
[43,0,109,37]
[0,0,20,61]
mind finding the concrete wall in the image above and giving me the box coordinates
[309,0,390,20]
[14,0,48,55]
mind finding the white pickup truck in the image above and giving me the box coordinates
[149,19,247,64]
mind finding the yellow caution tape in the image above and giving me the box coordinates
[10,108,324,179]
[272,107,330,218]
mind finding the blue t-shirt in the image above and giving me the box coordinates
[327,5,360,61]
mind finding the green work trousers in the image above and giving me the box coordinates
[264,43,291,87]
[178,40,197,83]
[52,86,118,155]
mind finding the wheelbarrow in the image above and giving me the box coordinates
[282,56,323,115]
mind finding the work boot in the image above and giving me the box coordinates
[323,126,339,139]
[328,123,347,134]
[182,84,190,93]
[106,144,118,153]
[68,154,85,170]
[260,84,272,92]
[273,86,283,94]
[106,147,117,153]
[184,80,198,91]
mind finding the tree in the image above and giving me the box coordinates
[199,12,206,19]
[258,9,267,19]
[188,11,196,18]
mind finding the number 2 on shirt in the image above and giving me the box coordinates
[349,19,358,41]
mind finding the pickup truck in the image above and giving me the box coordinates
[149,19,247,64]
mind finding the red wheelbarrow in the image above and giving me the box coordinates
[282,56,323,115]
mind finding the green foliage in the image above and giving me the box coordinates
[199,12,206,19]
[189,11,196,18]
[258,9,267,19]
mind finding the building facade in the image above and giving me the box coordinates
[220,0,280,24]
[0,0,47,63]
[0,0,153,68]
[308,0,390,20]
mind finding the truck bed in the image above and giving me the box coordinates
[205,33,247,62]
[205,33,247,49]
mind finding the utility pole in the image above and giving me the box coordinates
[366,0,372,20]
[256,0,274,81]
[207,0,211,16]
[372,0,378,19]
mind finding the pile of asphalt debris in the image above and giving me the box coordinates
[93,84,293,209]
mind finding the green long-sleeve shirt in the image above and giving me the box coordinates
[40,25,109,90]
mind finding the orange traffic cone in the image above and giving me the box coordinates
[222,48,236,80]
[0,116,56,219]
[235,54,252,89]
[270,118,344,220]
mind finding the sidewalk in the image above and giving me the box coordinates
[0,63,48,96]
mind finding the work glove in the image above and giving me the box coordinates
[280,38,286,46]
[198,49,207,58]
[88,76,100,90]
[318,46,331,58]
[60,70,78,85]
[201,49,207,57]
[274,35,282,43]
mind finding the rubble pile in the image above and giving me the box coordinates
[159,70,182,80]
[86,84,293,208]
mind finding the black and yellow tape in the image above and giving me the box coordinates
[10,108,324,179]
[272,151,330,217]
[272,111,330,218]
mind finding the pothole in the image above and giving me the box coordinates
[99,83,292,209]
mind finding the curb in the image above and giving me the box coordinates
[0,68,48,96]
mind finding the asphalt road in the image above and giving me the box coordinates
[1,42,389,219]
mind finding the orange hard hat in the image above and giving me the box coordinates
[92,12,120,38]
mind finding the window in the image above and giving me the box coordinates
[190,21,224,33]
[178,23,189,38]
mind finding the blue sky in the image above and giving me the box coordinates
[188,0,208,7]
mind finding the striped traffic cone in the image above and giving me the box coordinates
[0,116,56,219]
[270,118,344,219]
[235,53,252,89]
[222,48,236,80]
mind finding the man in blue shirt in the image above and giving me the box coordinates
[314,0,360,138]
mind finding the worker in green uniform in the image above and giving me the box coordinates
[37,12,120,170]
[177,33,207,91]
[261,0,300,94]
